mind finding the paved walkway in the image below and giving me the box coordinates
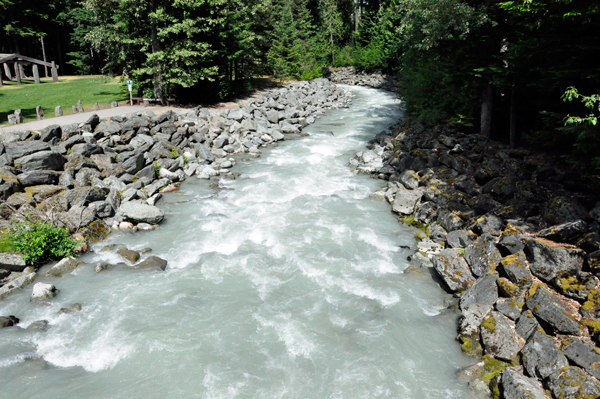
[0,105,186,134]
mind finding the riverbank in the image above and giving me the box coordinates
[0,78,353,303]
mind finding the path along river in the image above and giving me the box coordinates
[0,86,482,398]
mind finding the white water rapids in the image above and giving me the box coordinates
[0,86,482,398]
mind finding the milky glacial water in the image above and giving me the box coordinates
[0,86,481,398]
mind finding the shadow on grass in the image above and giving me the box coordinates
[0,107,39,125]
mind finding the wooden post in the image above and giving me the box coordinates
[33,64,40,84]
[3,63,12,80]
[0,72,3,86]
[14,61,21,85]
[51,61,58,82]
[40,36,49,77]
[480,83,493,139]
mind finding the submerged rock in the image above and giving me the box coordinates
[117,247,140,264]
[133,256,168,271]
[45,256,83,277]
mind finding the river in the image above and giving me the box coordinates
[0,86,481,398]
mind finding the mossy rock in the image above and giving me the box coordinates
[76,220,110,244]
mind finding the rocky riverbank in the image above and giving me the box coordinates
[327,66,400,92]
[0,78,352,306]
[352,115,600,398]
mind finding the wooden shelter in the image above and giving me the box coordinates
[0,53,59,86]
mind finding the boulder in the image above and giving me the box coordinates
[525,238,584,283]
[480,311,524,361]
[40,125,62,142]
[561,337,600,380]
[122,152,145,174]
[437,209,464,232]
[30,282,58,301]
[432,249,475,292]
[526,285,582,335]
[460,272,498,310]
[471,214,504,236]
[446,230,472,248]
[133,255,168,271]
[501,366,549,399]
[45,256,83,277]
[547,366,600,399]
[399,170,419,190]
[5,141,51,159]
[391,187,423,215]
[497,234,526,256]
[17,170,61,186]
[515,310,539,341]
[0,253,27,272]
[538,219,587,243]
[499,251,533,290]
[117,201,165,224]
[14,151,65,172]
[464,234,502,277]
[0,315,19,328]
[554,270,599,300]
[117,247,140,263]
[521,330,569,379]
[495,297,524,321]
[0,272,36,300]
[543,196,589,225]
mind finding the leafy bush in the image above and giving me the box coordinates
[5,219,79,265]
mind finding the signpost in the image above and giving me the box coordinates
[127,80,133,105]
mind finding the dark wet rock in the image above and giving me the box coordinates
[58,303,82,314]
[577,232,600,253]
[501,366,549,399]
[553,271,599,301]
[117,247,140,264]
[0,253,27,272]
[470,214,504,236]
[538,220,587,243]
[497,234,526,256]
[133,256,168,271]
[526,285,582,335]
[525,238,584,283]
[460,272,499,311]
[480,311,524,361]
[561,337,600,380]
[543,196,589,225]
[547,366,600,399]
[0,315,19,328]
[432,249,475,292]
[464,234,502,277]
[496,297,524,321]
[14,151,65,172]
[437,209,464,232]
[521,330,568,379]
[26,320,49,332]
[499,251,533,290]
[482,176,519,202]
[446,230,472,248]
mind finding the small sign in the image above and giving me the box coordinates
[126,80,133,92]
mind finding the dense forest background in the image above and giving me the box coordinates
[1,0,600,168]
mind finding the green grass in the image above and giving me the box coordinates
[0,75,129,126]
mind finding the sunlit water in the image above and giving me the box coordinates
[0,86,481,398]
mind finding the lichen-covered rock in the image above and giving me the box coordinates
[471,214,504,236]
[480,311,524,361]
[501,366,549,399]
[464,234,502,277]
[30,282,58,301]
[45,256,83,277]
[538,219,587,243]
[543,196,589,225]
[391,187,423,215]
[460,272,499,311]
[399,170,420,190]
[526,285,582,335]
[446,230,472,248]
[495,297,524,321]
[498,277,521,297]
[77,220,110,244]
[515,310,539,341]
[133,255,168,271]
[499,251,533,290]
[547,366,600,399]
[554,271,599,301]
[14,151,65,172]
[521,330,569,379]
[432,249,475,292]
[497,234,526,256]
[437,209,464,232]
[561,337,600,380]
[525,238,584,282]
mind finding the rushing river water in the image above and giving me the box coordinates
[0,86,481,398]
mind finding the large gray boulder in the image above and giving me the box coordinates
[446,230,472,248]
[501,366,549,399]
[561,337,600,380]
[0,272,36,300]
[392,187,423,215]
[17,170,61,186]
[464,234,502,277]
[431,249,475,292]
[0,253,27,272]
[547,366,600,399]
[45,257,83,277]
[525,238,584,282]
[5,141,50,159]
[526,285,582,335]
[122,152,145,174]
[117,201,165,224]
[515,310,539,341]
[538,219,587,243]
[480,311,524,361]
[460,272,498,310]
[30,282,58,301]
[497,234,526,255]
[521,330,568,379]
[499,251,533,290]
[14,151,65,172]
[40,124,62,142]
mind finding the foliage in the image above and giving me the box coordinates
[5,218,79,265]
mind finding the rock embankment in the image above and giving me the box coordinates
[327,66,399,91]
[0,78,352,304]
[353,117,600,398]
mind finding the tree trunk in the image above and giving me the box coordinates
[480,82,493,139]
[150,0,164,101]
[509,85,517,148]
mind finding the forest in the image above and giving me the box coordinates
[1,0,599,168]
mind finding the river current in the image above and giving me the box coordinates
[0,86,480,398]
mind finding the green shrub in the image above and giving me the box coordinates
[5,219,79,265]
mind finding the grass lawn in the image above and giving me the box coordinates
[0,75,130,126]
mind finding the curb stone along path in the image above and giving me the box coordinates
[0,78,353,307]
[352,104,600,397]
